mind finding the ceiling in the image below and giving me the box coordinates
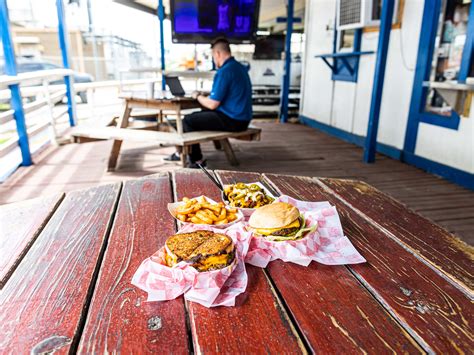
[112,0,305,31]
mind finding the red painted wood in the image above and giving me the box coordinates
[264,174,474,353]
[0,194,64,288]
[78,174,189,353]
[217,170,422,353]
[319,178,474,292]
[0,183,120,353]
[173,169,304,353]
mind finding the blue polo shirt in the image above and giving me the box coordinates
[209,57,252,121]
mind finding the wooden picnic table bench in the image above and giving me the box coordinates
[71,94,262,169]
[1,169,472,353]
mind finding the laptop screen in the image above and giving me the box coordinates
[165,76,185,96]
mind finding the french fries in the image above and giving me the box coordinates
[174,196,239,225]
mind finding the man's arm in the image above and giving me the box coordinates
[193,92,220,110]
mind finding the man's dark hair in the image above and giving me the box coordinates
[211,37,231,54]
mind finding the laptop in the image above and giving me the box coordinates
[164,75,187,97]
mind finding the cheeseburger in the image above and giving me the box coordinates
[164,230,235,271]
[248,202,316,241]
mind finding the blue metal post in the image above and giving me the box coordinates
[0,0,32,166]
[403,0,441,153]
[279,0,294,123]
[363,0,395,163]
[56,0,76,126]
[158,0,166,90]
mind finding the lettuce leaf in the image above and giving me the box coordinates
[265,214,317,242]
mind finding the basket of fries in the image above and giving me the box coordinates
[168,196,244,228]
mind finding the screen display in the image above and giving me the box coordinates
[171,0,260,43]
[253,35,285,60]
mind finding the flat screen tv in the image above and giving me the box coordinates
[253,34,285,60]
[170,0,260,44]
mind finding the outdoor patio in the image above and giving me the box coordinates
[1,120,473,246]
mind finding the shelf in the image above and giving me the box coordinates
[314,51,374,78]
[423,80,474,117]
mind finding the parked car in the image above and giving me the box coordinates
[0,59,94,103]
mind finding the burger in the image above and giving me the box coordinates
[248,202,316,241]
[164,230,235,271]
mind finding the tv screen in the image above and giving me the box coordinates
[253,34,285,60]
[171,0,260,44]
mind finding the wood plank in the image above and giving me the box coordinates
[319,178,474,293]
[217,170,423,353]
[173,169,305,354]
[72,126,262,147]
[78,174,189,353]
[264,174,474,353]
[0,194,64,288]
[0,183,121,353]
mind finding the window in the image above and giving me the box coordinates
[425,0,472,116]
[339,29,356,50]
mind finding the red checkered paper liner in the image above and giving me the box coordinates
[245,195,366,267]
[131,223,252,308]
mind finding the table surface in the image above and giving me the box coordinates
[1,169,472,353]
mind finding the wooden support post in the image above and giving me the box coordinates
[220,138,239,166]
[213,140,223,151]
[107,103,131,171]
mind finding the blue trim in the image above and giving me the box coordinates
[404,0,441,153]
[279,0,294,123]
[300,115,402,160]
[364,0,395,163]
[405,0,472,153]
[458,4,474,82]
[56,0,76,127]
[403,152,474,190]
[300,115,474,190]
[419,112,460,130]
[0,0,32,166]
[315,51,374,59]
[158,0,166,90]
[331,29,365,82]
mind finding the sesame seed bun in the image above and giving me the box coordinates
[248,202,300,229]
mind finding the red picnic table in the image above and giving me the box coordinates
[0,169,472,353]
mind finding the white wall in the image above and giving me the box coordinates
[301,0,474,174]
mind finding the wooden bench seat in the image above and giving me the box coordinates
[70,125,261,168]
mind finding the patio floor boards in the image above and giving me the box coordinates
[1,121,473,245]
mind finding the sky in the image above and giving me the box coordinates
[10,0,166,59]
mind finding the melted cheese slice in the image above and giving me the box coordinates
[196,254,230,271]
[254,218,301,236]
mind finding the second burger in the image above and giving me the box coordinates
[248,202,317,241]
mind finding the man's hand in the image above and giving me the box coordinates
[193,92,220,110]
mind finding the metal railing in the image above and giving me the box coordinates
[0,71,215,181]
[0,69,73,162]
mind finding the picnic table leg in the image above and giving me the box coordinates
[213,140,223,151]
[176,106,183,135]
[107,103,131,171]
[158,110,163,124]
[220,138,239,166]
[180,145,187,167]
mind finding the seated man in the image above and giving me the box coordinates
[166,37,252,168]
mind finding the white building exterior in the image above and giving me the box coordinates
[300,0,473,176]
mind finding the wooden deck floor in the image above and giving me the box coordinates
[1,121,473,245]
